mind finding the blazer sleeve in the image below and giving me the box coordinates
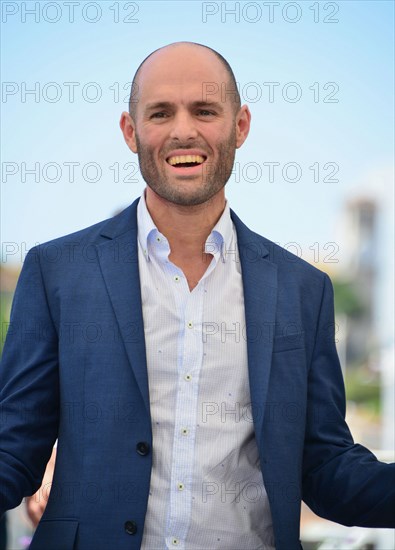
[302,273,395,527]
[0,247,59,515]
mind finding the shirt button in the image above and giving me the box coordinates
[156,236,161,242]
[136,441,150,456]
[177,482,185,491]
[181,427,189,435]
[171,539,179,546]
[124,520,137,535]
[187,321,193,329]
[184,374,192,382]
[174,275,180,282]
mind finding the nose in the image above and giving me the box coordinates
[169,110,198,141]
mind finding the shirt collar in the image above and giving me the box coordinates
[137,190,159,261]
[204,202,233,264]
[137,190,234,263]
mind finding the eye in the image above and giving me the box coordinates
[150,112,168,119]
[197,109,215,117]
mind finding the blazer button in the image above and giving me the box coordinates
[124,520,137,535]
[136,441,150,456]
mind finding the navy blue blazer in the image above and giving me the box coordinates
[1,198,394,550]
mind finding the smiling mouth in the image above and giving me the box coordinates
[166,154,206,168]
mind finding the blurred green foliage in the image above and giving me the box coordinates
[332,278,380,417]
[345,367,381,417]
[332,279,365,317]
[0,293,13,357]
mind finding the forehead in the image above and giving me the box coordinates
[136,46,230,106]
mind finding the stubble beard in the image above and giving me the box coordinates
[135,128,237,207]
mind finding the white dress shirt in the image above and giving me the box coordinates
[137,192,275,550]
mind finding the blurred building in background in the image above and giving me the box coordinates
[339,198,379,366]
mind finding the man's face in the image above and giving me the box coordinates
[123,46,249,207]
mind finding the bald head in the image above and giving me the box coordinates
[128,42,241,121]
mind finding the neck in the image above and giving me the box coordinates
[145,187,225,260]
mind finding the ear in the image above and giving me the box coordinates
[119,111,138,153]
[235,105,251,149]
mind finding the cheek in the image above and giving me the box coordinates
[197,128,226,151]
[143,133,166,156]
[137,123,164,146]
[206,121,235,142]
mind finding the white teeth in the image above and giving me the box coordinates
[168,155,205,166]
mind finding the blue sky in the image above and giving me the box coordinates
[1,0,394,267]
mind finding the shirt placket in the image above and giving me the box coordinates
[164,269,208,549]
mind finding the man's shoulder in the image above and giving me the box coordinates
[34,199,139,253]
[21,199,140,274]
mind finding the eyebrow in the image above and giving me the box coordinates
[144,100,224,113]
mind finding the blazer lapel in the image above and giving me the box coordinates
[95,199,150,416]
[231,210,278,449]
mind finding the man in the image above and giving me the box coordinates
[0,42,394,550]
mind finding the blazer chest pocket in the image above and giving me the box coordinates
[272,332,305,353]
[29,519,79,550]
